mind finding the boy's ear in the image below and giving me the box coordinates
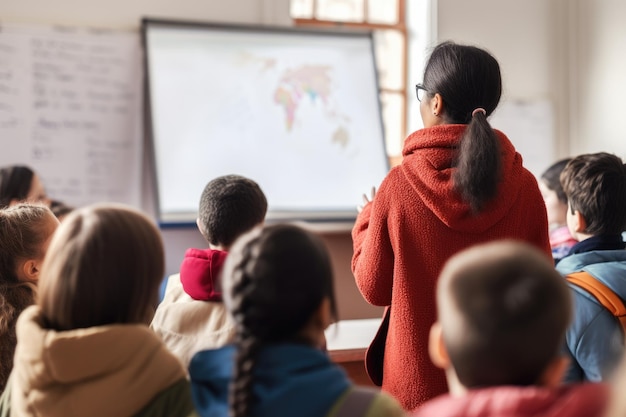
[429,321,451,370]
[196,218,210,241]
[538,356,569,387]
[572,210,588,233]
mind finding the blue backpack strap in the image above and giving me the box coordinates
[332,386,379,417]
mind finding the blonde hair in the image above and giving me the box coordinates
[38,204,164,331]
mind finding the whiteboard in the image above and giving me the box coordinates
[143,20,389,223]
[0,23,143,207]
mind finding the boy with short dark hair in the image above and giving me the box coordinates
[413,240,607,417]
[151,174,267,368]
[556,152,626,382]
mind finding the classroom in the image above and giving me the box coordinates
[1,0,626,415]
[3,0,624,318]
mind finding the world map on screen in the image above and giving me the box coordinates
[145,25,388,220]
[238,53,351,148]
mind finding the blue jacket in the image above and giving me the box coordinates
[188,343,351,417]
[557,249,626,382]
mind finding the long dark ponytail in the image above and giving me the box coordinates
[423,42,502,212]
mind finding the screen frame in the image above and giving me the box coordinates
[141,17,389,226]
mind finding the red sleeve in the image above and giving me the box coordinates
[351,178,395,306]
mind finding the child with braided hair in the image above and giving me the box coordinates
[188,224,404,417]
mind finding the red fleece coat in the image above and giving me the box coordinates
[352,125,551,410]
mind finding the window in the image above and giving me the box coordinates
[290,0,407,158]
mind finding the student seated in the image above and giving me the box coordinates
[0,204,194,416]
[0,165,49,208]
[413,240,608,417]
[151,174,267,368]
[539,158,577,263]
[555,152,626,382]
[0,204,59,392]
[188,224,405,417]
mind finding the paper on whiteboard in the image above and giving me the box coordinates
[490,99,555,178]
[0,23,142,207]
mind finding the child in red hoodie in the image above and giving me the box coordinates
[151,175,267,368]
[412,240,608,417]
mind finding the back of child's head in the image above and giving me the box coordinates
[541,158,572,205]
[38,204,165,331]
[0,203,56,286]
[198,175,267,248]
[221,224,337,417]
[560,152,626,236]
[0,165,35,208]
[437,240,571,388]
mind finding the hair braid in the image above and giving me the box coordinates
[223,224,338,417]
[228,233,263,417]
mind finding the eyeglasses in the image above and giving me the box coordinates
[415,84,428,102]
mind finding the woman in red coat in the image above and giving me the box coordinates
[352,41,551,411]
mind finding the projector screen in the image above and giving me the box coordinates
[142,19,389,224]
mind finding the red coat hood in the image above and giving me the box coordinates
[401,124,530,233]
[179,248,228,301]
[412,383,608,417]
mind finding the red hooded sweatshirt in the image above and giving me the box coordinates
[352,125,551,410]
[412,383,608,417]
[179,248,228,301]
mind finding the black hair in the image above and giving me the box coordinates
[49,200,74,220]
[540,158,572,204]
[198,175,267,248]
[439,240,571,388]
[422,41,502,212]
[0,165,35,209]
[560,152,626,235]
[222,224,337,417]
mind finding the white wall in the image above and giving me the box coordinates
[0,0,290,29]
[437,0,555,100]
[569,0,626,158]
[436,0,566,160]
